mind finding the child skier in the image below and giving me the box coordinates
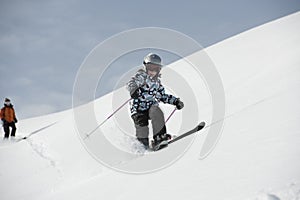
[0,98,18,139]
[127,53,184,149]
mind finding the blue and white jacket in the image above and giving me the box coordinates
[127,69,177,114]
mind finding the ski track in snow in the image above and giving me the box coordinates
[248,182,300,200]
[26,138,63,178]
[204,91,280,130]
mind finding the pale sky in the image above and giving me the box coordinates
[0,0,299,119]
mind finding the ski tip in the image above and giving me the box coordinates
[197,121,206,131]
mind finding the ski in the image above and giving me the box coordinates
[152,121,206,151]
[168,121,205,144]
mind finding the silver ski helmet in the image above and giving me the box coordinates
[143,53,162,72]
[143,53,162,66]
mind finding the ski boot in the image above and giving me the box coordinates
[152,133,172,151]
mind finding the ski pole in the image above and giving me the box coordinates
[84,98,132,140]
[165,107,177,123]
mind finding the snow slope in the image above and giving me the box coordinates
[1,12,300,200]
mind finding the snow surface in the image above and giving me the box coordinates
[1,12,300,200]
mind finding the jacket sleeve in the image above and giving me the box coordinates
[156,82,177,105]
[13,108,17,121]
[126,69,146,94]
[0,108,4,120]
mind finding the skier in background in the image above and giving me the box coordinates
[0,98,18,139]
[127,53,184,149]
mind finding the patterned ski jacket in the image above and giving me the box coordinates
[127,69,177,114]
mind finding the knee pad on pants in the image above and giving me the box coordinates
[131,112,149,127]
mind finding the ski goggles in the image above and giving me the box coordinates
[146,63,161,72]
[4,101,11,106]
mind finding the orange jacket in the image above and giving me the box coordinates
[0,106,17,123]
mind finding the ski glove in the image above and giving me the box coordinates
[14,118,18,123]
[174,98,184,110]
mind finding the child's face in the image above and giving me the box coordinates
[146,64,161,77]
[147,69,158,77]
